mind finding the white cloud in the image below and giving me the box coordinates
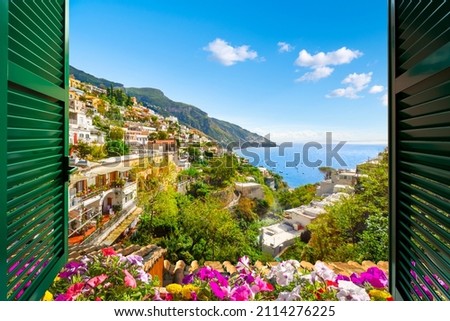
[369,85,384,94]
[204,38,258,66]
[327,72,373,99]
[277,41,294,53]
[381,93,388,106]
[295,47,362,68]
[342,72,372,90]
[296,66,334,82]
[295,47,362,82]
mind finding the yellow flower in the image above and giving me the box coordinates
[54,276,61,283]
[182,284,198,300]
[166,283,183,295]
[42,291,53,301]
[369,289,391,300]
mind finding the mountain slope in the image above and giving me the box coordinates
[70,66,124,89]
[70,66,274,146]
[125,87,273,146]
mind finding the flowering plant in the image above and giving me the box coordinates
[158,256,392,301]
[8,258,48,300]
[410,261,449,300]
[47,247,158,301]
[159,256,274,301]
[46,249,393,301]
[268,260,393,301]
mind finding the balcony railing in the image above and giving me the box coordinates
[68,208,103,238]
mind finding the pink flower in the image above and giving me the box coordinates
[87,274,108,288]
[95,297,102,301]
[209,281,230,300]
[251,276,274,293]
[230,284,253,301]
[102,247,116,256]
[123,269,137,288]
[66,282,85,300]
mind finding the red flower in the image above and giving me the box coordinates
[95,297,102,301]
[315,288,325,300]
[387,297,394,301]
[326,280,339,287]
[102,247,116,256]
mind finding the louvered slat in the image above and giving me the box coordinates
[1,0,68,301]
[390,0,450,301]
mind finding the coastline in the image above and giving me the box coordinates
[235,143,386,188]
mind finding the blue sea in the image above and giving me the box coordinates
[235,143,387,188]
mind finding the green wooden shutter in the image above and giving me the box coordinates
[0,0,69,301]
[389,0,450,300]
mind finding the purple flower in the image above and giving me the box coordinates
[350,273,364,286]
[421,284,434,300]
[198,267,215,281]
[55,293,72,301]
[351,267,388,289]
[59,261,87,279]
[410,269,418,279]
[336,274,350,281]
[136,269,149,284]
[241,273,254,285]
[424,275,433,286]
[8,261,20,274]
[433,274,449,291]
[182,274,194,284]
[413,283,434,300]
[125,255,144,267]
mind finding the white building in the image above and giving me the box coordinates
[235,182,265,200]
[261,223,303,257]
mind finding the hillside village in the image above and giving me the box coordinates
[67,75,219,244]
[67,74,387,268]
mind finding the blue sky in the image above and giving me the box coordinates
[70,0,388,144]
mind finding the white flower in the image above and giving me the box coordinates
[314,261,336,281]
[236,256,251,273]
[336,280,370,301]
[276,286,301,301]
[300,272,315,284]
[268,261,298,286]
[80,256,92,265]
[286,260,301,268]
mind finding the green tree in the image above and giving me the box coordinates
[75,141,92,159]
[187,146,202,163]
[90,144,107,160]
[208,154,237,187]
[301,150,389,263]
[277,184,316,210]
[357,210,389,261]
[109,126,125,140]
[157,131,169,140]
[105,140,129,156]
